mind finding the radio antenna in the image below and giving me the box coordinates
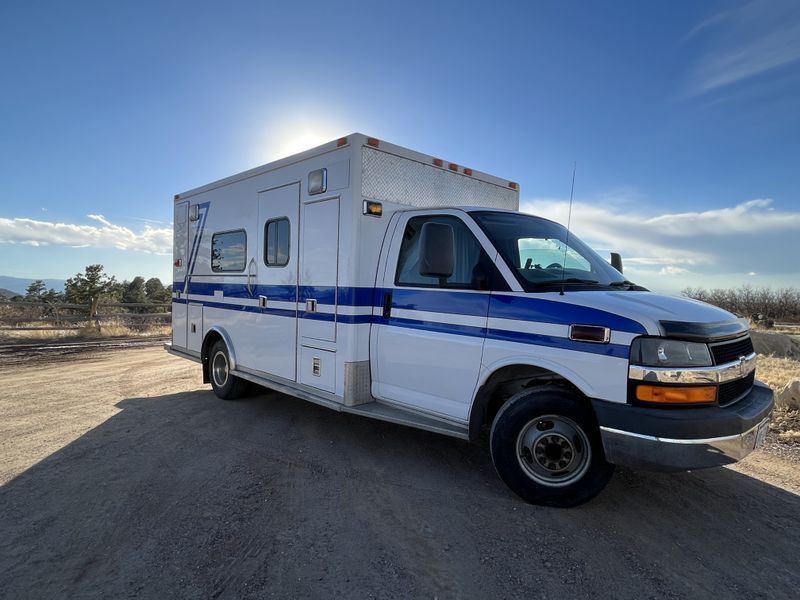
[559,162,576,296]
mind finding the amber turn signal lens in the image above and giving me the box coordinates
[636,385,716,404]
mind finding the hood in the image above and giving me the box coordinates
[551,291,747,340]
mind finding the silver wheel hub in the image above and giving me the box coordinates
[212,351,229,388]
[516,414,591,487]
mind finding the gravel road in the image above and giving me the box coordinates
[1,346,799,599]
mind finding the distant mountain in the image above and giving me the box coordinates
[0,287,20,299]
[0,276,66,296]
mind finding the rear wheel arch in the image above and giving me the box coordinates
[468,362,593,442]
[200,327,235,384]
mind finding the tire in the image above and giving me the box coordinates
[490,388,614,507]
[208,340,250,400]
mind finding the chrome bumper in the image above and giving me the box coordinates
[600,416,770,471]
[593,382,774,472]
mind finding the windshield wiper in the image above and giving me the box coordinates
[533,278,599,288]
[609,280,636,288]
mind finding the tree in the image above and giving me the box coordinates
[144,277,170,303]
[24,280,47,302]
[122,276,148,305]
[64,265,118,314]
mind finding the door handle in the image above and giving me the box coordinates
[382,291,392,318]
[259,295,267,308]
[246,258,256,297]
[305,299,318,312]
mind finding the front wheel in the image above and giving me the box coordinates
[490,388,614,507]
[209,340,250,400]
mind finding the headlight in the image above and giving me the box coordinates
[630,338,712,368]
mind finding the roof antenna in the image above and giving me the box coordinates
[559,162,576,296]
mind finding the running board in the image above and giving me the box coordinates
[228,366,469,440]
[342,402,469,440]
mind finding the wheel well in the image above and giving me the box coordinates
[468,365,586,441]
[200,330,223,384]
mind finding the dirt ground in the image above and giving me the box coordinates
[1,346,799,599]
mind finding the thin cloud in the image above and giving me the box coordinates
[521,197,800,279]
[685,0,800,96]
[0,214,171,254]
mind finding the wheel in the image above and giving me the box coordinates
[209,340,250,400]
[490,388,614,507]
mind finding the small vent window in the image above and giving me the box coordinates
[211,230,247,272]
[265,218,290,266]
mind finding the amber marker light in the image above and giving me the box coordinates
[636,385,717,405]
[367,137,380,147]
[433,158,444,167]
[337,137,348,146]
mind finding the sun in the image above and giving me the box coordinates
[257,116,351,163]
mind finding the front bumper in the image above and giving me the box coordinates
[591,381,774,471]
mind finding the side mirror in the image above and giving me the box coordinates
[419,222,454,278]
[610,252,623,274]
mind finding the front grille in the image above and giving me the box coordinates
[710,335,754,365]
[718,371,755,406]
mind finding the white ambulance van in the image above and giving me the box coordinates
[167,133,774,506]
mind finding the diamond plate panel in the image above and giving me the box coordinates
[362,147,518,210]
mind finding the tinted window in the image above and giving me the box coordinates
[211,230,247,272]
[395,215,488,289]
[265,218,290,266]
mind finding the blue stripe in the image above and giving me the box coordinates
[374,315,486,338]
[171,298,629,357]
[184,202,210,290]
[391,288,490,317]
[174,282,377,305]
[186,282,297,301]
[299,286,336,304]
[489,295,646,335]
[486,328,630,358]
[172,285,645,334]
[338,286,377,306]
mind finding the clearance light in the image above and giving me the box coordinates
[367,137,380,147]
[509,182,518,190]
[569,324,610,343]
[337,137,348,147]
[433,158,444,167]
[636,385,717,405]
[463,168,473,176]
[363,200,383,217]
[448,163,458,171]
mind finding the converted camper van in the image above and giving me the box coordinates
[167,134,773,506]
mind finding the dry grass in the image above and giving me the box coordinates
[0,321,170,342]
[757,354,800,444]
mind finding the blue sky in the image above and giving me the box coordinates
[1,0,798,292]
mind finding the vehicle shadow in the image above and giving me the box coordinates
[1,387,798,599]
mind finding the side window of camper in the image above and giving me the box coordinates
[395,215,489,290]
[264,218,290,266]
[211,230,247,272]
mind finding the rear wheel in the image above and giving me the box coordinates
[490,388,614,507]
[209,340,250,400]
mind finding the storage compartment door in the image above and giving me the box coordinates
[298,197,339,343]
[187,303,203,352]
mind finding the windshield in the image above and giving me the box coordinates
[471,211,635,291]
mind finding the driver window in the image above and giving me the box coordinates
[396,215,488,289]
